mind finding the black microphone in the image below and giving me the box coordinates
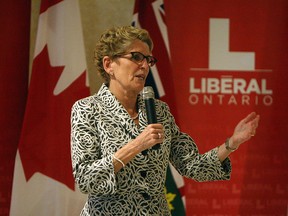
[142,86,160,150]
[142,86,157,124]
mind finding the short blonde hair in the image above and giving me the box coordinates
[94,26,153,84]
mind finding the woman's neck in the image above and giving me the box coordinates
[109,85,138,117]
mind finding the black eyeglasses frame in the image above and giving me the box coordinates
[114,51,157,67]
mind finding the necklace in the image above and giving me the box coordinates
[131,112,139,120]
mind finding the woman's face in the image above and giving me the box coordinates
[108,40,152,95]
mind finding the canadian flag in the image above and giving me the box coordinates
[10,0,89,215]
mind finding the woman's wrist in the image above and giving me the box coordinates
[129,139,146,154]
[225,137,238,152]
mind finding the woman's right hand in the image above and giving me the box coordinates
[133,123,164,152]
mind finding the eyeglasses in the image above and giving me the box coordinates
[115,52,157,67]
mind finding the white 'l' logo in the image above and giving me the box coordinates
[209,18,255,71]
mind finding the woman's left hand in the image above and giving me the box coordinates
[230,112,260,149]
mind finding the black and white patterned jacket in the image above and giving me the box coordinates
[71,84,231,216]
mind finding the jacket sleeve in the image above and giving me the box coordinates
[165,104,232,182]
[70,98,117,195]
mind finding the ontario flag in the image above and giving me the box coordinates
[133,0,186,215]
[10,0,89,215]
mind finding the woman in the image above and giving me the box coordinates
[71,26,259,215]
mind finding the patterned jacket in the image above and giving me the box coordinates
[71,84,231,216]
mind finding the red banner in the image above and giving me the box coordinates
[165,0,288,215]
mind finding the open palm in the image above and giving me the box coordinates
[230,112,260,148]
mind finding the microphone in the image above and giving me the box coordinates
[142,86,160,150]
[142,86,157,124]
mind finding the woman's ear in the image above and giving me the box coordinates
[103,56,114,76]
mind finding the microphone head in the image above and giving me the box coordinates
[142,86,155,100]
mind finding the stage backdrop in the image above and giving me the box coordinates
[165,0,288,215]
[3,0,287,215]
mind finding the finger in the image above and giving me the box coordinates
[251,115,260,128]
[153,132,162,139]
[255,115,260,126]
[148,123,163,128]
[250,130,256,136]
[250,116,260,136]
[243,112,256,123]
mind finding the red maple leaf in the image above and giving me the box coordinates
[19,45,90,190]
